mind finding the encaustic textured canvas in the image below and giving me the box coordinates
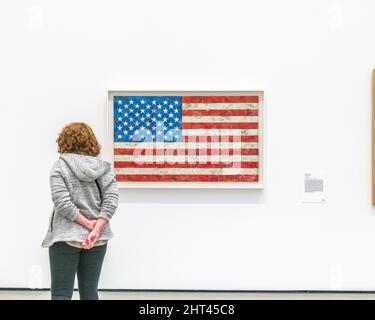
[112,93,262,186]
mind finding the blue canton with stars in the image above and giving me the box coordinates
[114,96,183,143]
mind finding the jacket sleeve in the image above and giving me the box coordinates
[50,162,79,221]
[98,170,119,221]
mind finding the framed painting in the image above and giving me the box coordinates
[107,91,264,188]
[373,70,375,204]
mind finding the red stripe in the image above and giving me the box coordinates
[182,135,258,142]
[182,96,259,103]
[116,174,259,182]
[182,122,258,129]
[114,149,258,156]
[182,109,258,116]
[115,162,258,169]
[113,136,258,150]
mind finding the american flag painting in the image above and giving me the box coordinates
[112,93,262,186]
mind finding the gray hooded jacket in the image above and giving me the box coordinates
[42,153,119,247]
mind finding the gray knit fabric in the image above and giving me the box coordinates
[42,153,119,248]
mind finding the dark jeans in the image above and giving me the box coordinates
[49,242,107,300]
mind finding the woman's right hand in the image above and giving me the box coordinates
[82,229,101,250]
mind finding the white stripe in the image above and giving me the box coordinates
[115,168,258,175]
[182,103,258,110]
[181,129,258,136]
[182,116,258,123]
[114,155,259,162]
[114,142,258,149]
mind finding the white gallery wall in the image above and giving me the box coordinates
[1,0,375,290]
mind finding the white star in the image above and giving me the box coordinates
[168,122,173,126]
[117,99,122,105]
[117,117,123,122]
[174,117,179,122]
[157,104,162,109]
[152,100,156,105]
[135,112,140,117]
[129,99,134,104]
[146,113,151,118]
[140,109,145,113]
[141,116,145,121]
[140,99,145,104]
[134,121,140,126]
[129,125,134,130]
[135,104,139,108]
[124,112,128,117]
[163,117,168,122]
[163,100,168,105]
[118,108,123,113]
[129,108,134,113]
[169,113,173,117]
[174,100,178,105]
[117,134,122,139]
[141,134,145,139]
[174,109,178,113]
[163,126,167,130]
[124,104,128,108]
[152,117,156,122]
[124,121,128,126]
[140,126,145,130]
[146,104,151,109]
[157,122,163,127]
[146,122,151,126]
[169,104,174,109]
[134,130,139,134]
[129,117,134,122]
[157,130,163,135]
[123,130,128,135]
[117,125,123,130]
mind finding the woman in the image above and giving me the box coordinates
[42,122,119,300]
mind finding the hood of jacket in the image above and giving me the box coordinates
[60,153,111,182]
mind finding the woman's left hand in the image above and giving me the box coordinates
[82,230,101,250]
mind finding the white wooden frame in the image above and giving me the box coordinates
[107,90,264,189]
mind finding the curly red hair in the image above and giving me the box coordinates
[57,122,101,157]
